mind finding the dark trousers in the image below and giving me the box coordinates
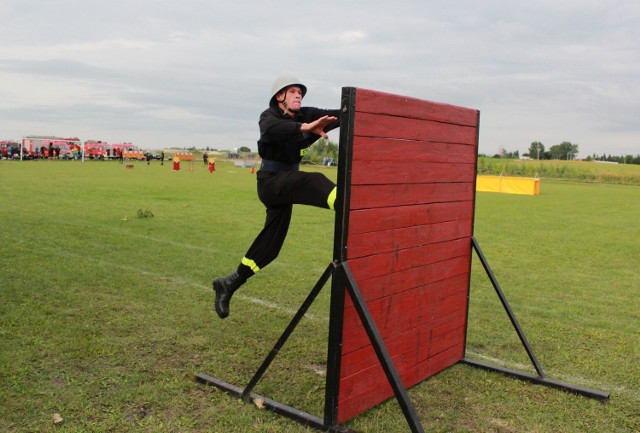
[237,170,336,279]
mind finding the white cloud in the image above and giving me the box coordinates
[0,0,638,157]
[338,31,367,42]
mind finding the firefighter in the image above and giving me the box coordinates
[212,75,340,319]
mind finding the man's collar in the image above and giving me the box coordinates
[275,105,301,119]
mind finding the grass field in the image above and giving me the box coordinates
[1,159,638,433]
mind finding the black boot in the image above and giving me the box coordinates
[212,271,245,319]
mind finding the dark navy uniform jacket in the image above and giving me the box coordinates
[257,105,340,164]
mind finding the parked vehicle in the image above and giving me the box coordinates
[109,143,143,160]
[21,136,81,158]
[84,142,112,159]
[46,140,81,159]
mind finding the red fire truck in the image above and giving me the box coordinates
[83,141,113,159]
[21,136,82,159]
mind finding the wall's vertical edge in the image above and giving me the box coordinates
[324,87,357,427]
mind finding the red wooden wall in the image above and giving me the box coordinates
[335,88,479,422]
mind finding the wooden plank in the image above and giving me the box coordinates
[415,310,468,364]
[345,256,471,306]
[338,390,390,423]
[337,341,466,423]
[340,327,420,379]
[341,273,470,353]
[421,321,467,360]
[348,201,474,235]
[346,238,470,280]
[353,112,478,144]
[337,324,467,423]
[341,295,419,353]
[338,392,388,424]
[420,309,467,340]
[341,307,467,360]
[338,358,417,403]
[355,88,479,127]
[336,308,417,354]
[350,182,474,210]
[418,282,469,324]
[352,136,477,164]
[347,219,473,259]
[340,310,467,379]
[415,343,465,380]
[350,159,476,185]
[337,366,416,424]
[338,347,422,420]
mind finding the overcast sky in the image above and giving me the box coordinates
[2,0,638,157]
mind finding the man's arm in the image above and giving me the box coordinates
[259,109,300,139]
[300,115,337,139]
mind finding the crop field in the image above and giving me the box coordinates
[1,159,638,432]
[477,157,640,185]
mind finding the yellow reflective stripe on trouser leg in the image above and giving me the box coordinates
[241,257,260,273]
[327,187,337,211]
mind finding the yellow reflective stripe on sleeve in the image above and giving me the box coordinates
[241,257,260,273]
[327,187,337,211]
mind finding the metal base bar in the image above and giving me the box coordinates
[467,237,610,401]
[195,373,358,433]
[461,359,610,400]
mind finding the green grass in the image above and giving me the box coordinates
[1,159,638,432]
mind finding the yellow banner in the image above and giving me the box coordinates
[476,175,540,195]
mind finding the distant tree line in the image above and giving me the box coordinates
[525,141,580,160]
[583,153,640,164]
[301,138,338,165]
[484,141,640,165]
[481,141,579,160]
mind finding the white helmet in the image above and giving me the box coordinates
[270,75,307,106]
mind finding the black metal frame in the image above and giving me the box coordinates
[196,258,426,432]
[196,87,426,432]
[196,87,607,433]
[196,262,360,433]
[461,237,610,401]
[195,240,608,432]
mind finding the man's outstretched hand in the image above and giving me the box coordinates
[300,115,337,139]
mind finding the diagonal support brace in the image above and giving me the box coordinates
[467,236,610,400]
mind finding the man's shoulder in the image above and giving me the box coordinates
[260,106,280,117]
